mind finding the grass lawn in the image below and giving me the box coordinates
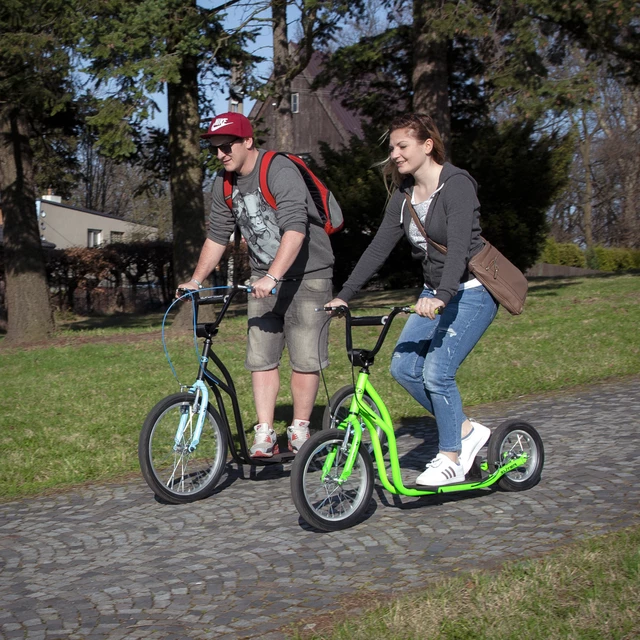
[0,273,638,640]
[0,272,638,500]
[291,524,640,640]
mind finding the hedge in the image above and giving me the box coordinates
[541,238,639,272]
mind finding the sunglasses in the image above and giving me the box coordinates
[208,137,243,155]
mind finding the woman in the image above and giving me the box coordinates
[328,113,498,487]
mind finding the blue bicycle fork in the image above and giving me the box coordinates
[174,379,209,453]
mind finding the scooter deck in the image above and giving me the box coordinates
[246,450,297,465]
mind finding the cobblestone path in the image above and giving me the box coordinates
[1,376,639,639]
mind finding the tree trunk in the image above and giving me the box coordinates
[167,52,205,329]
[0,105,55,346]
[272,0,294,150]
[619,163,639,248]
[577,114,593,250]
[412,0,451,159]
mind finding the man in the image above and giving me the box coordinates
[177,112,334,457]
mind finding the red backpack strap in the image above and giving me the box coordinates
[222,171,234,210]
[258,150,278,210]
[285,153,331,215]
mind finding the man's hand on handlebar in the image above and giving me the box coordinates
[175,281,200,299]
[250,276,278,298]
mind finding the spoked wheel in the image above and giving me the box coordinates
[487,419,544,491]
[291,429,374,531]
[139,392,228,504]
[322,385,386,455]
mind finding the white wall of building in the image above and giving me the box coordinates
[38,199,157,250]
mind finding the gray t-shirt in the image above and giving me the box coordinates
[208,150,334,279]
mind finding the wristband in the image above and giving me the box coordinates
[265,273,279,285]
[190,278,203,289]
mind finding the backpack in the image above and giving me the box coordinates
[222,151,344,235]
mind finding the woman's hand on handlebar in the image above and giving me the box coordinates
[414,296,444,320]
[325,297,348,315]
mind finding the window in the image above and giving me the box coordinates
[291,92,299,113]
[87,229,102,248]
[110,231,124,244]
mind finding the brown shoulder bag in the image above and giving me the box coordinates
[404,193,528,315]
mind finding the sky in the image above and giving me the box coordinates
[148,0,274,130]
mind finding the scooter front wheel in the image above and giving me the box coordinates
[291,429,374,531]
[139,392,228,504]
[487,419,544,491]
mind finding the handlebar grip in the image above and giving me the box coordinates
[350,315,389,326]
[245,286,277,295]
[198,295,225,305]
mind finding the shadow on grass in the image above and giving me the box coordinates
[57,305,250,333]
[346,272,640,307]
[528,270,639,296]
[61,312,167,332]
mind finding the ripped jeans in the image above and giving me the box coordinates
[390,284,498,453]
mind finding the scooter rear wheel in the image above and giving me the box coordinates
[487,419,544,491]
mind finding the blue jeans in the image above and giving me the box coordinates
[390,285,498,453]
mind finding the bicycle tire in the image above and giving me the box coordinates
[487,419,544,491]
[139,392,228,504]
[322,384,386,454]
[291,429,374,531]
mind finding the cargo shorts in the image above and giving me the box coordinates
[246,277,332,372]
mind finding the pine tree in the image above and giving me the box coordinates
[79,0,256,302]
[0,0,80,344]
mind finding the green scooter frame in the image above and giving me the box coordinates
[290,306,544,531]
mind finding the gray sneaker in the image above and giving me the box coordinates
[249,423,279,458]
[287,423,310,453]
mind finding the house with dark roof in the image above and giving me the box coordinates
[36,196,157,249]
[0,194,157,251]
[248,51,364,162]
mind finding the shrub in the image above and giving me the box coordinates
[592,246,636,272]
[556,242,586,268]
[540,238,586,267]
[539,237,560,264]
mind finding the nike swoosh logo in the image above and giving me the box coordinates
[209,118,230,132]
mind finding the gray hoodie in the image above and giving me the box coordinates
[337,162,484,306]
[208,149,334,279]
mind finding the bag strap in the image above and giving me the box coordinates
[223,151,279,211]
[258,150,278,210]
[403,192,448,255]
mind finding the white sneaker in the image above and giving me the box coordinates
[460,420,491,474]
[249,423,279,458]
[416,453,465,487]
[287,420,311,454]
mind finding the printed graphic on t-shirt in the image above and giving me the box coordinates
[231,188,281,264]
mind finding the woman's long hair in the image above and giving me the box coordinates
[381,113,446,189]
